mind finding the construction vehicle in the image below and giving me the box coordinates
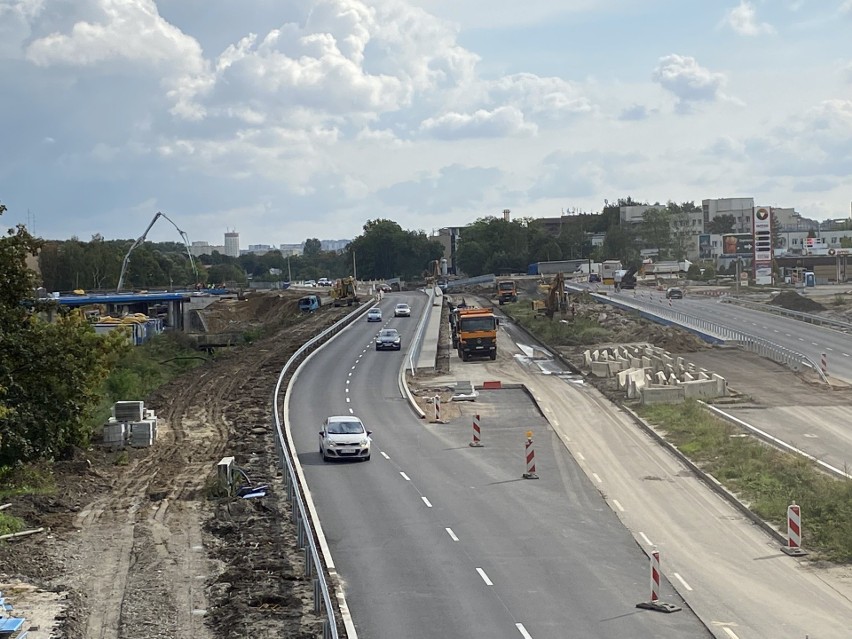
[614,266,637,291]
[454,306,498,361]
[532,272,568,318]
[331,277,360,306]
[298,295,321,312]
[495,279,518,305]
[117,211,198,292]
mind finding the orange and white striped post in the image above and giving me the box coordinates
[434,395,441,423]
[821,353,828,377]
[522,431,538,479]
[469,414,483,447]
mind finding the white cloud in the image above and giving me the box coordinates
[485,73,592,122]
[420,106,536,139]
[841,0,852,15]
[724,1,775,36]
[618,104,651,121]
[652,54,728,113]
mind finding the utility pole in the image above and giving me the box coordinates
[735,259,740,297]
[287,256,292,282]
[352,249,357,281]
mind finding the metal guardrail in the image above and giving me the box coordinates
[407,287,435,376]
[272,302,374,639]
[720,296,852,333]
[590,290,830,384]
[442,273,496,289]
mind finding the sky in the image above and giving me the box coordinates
[1,0,851,247]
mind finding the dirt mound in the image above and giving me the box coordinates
[200,291,306,333]
[769,291,826,313]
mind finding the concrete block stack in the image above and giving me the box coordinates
[102,401,158,449]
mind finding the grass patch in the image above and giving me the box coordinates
[638,400,852,562]
[503,299,614,347]
[0,464,55,536]
[0,511,26,537]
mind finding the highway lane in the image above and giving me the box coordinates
[608,289,852,383]
[288,293,710,638]
[450,318,852,638]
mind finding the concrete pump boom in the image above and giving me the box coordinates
[116,211,198,292]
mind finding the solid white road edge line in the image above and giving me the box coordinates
[639,531,653,546]
[612,499,625,512]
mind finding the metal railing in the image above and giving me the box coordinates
[593,291,830,384]
[407,287,435,377]
[272,302,373,638]
[720,296,852,333]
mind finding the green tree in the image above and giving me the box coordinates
[640,207,673,258]
[0,203,128,463]
[303,238,322,257]
[706,214,736,234]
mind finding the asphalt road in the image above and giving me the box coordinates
[287,293,710,638]
[609,288,852,383]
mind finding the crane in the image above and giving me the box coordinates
[116,211,199,292]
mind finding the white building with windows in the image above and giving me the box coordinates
[702,197,754,233]
[224,231,240,258]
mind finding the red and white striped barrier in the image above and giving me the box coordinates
[523,431,538,479]
[434,395,441,423]
[787,503,802,548]
[636,547,682,613]
[469,414,483,447]
[649,548,661,602]
[821,353,828,377]
[781,502,807,556]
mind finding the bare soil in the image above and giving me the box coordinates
[0,292,355,639]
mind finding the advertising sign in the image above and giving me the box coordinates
[721,233,754,256]
[699,234,712,259]
[753,206,773,284]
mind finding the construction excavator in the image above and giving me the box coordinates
[531,272,568,319]
[117,211,198,292]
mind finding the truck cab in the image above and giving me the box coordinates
[496,280,518,305]
[298,295,321,312]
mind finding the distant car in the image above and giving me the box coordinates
[666,287,684,299]
[304,280,317,287]
[375,328,401,351]
[377,283,392,292]
[317,277,332,287]
[588,273,601,283]
[367,308,383,322]
[319,415,371,462]
[394,303,411,317]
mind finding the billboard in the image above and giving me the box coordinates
[721,233,754,256]
[753,206,773,284]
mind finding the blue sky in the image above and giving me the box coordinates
[1,0,850,247]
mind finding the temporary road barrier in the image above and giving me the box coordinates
[635,547,681,613]
[821,353,828,377]
[434,395,441,423]
[781,502,808,556]
[469,414,483,447]
[522,431,538,479]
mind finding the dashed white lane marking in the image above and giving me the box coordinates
[348,372,352,377]
[826,347,833,352]
[346,397,350,403]
[592,473,602,483]
[345,388,349,393]
[843,353,850,357]
[421,497,433,508]
[613,500,625,512]
[799,338,804,341]
[722,628,741,639]
[785,333,791,337]
[381,452,390,460]
[476,568,493,586]
[812,342,819,346]
[516,623,533,639]
[445,528,459,541]
[349,408,354,414]
[576,452,586,461]
[773,329,779,333]
[400,472,411,481]
[553,420,560,427]
[351,365,356,370]
[673,572,693,591]
[639,532,653,546]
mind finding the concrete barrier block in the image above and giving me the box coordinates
[712,373,728,396]
[655,371,667,384]
[641,386,685,405]
[591,361,611,378]
[698,371,710,380]
[681,380,721,399]
[583,350,592,367]
[683,372,694,382]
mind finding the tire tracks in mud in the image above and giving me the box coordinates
[70,307,353,639]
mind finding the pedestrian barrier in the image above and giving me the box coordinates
[522,431,538,479]
[469,414,483,447]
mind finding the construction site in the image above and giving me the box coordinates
[1,276,851,638]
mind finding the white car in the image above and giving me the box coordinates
[319,416,371,462]
[394,303,411,317]
[367,308,383,322]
